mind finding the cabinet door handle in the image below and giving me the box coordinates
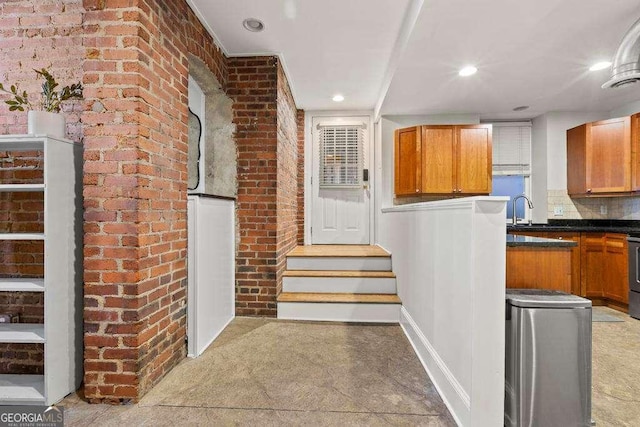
[416,189,419,193]
[587,189,592,193]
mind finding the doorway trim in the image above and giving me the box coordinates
[304,111,375,245]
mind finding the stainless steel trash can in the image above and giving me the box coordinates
[505,289,592,427]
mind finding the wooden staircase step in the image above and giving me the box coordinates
[283,270,395,278]
[277,292,401,304]
[286,245,390,258]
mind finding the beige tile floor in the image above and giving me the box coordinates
[63,318,455,426]
[61,308,640,426]
[591,307,640,427]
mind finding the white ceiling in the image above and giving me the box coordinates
[188,0,411,111]
[189,0,640,118]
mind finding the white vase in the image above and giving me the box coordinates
[27,111,66,139]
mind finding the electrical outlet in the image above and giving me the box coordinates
[600,205,608,215]
[553,206,564,216]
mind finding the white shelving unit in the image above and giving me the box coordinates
[0,135,82,406]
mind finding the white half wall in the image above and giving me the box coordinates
[187,195,235,357]
[379,196,507,426]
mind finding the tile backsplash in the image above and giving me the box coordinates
[547,190,640,220]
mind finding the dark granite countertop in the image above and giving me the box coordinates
[507,219,640,237]
[506,234,578,248]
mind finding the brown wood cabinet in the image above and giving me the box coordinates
[581,233,607,299]
[508,230,580,295]
[394,126,421,196]
[395,124,492,197]
[567,116,632,196]
[603,233,629,305]
[456,125,492,194]
[543,231,582,296]
[421,126,455,194]
[581,232,629,306]
[633,113,640,191]
[506,246,572,293]
[508,230,629,310]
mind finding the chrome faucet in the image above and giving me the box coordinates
[512,194,534,225]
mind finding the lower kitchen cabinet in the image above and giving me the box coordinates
[509,230,629,310]
[509,230,581,295]
[603,234,629,305]
[506,246,572,293]
[581,232,629,307]
[544,232,581,296]
[581,233,607,299]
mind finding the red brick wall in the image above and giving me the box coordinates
[276,64,299,295]
[228,56,279,316]
[0,0,304,404]
[296,110,305,244]
[0,0,83,377]
[0,0,84,141]
[82,0,227,403]
[229,58,300,313]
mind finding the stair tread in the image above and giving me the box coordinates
[287,245,390,258]
[277,292,401,304]
[284,270,395,278]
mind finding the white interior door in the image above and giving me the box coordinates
[311,116,370,244]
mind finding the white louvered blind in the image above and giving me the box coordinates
[492,122,531,175]
[319,125,363,188]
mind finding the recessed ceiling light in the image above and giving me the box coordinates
[513,106,529,111]
[332,94,344,102]
[459,66,478,77]
[242,18,264,32]
[589,61,612,71]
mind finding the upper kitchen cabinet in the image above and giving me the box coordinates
[394,126,422,196]
[455,125,492,194]
[395,124,492,197]
[421,126,456,194]
[567,116,632,196]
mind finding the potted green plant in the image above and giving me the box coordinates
[0,68,83,139]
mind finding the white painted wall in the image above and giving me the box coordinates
[379,197,507,427]
[611,99,640,117]
[187,196,235,357]
[531,114,548,223]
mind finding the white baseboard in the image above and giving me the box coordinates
[187,315,235,358]
[400,307,468,427]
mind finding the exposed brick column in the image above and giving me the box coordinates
[228,57,279,316]
[82,0,146,403]
[228,58,299,315]
[82,0,227,403]
[296,110,305,244]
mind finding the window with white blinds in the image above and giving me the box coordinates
[491,122,531,175]
[318,125,363,188]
